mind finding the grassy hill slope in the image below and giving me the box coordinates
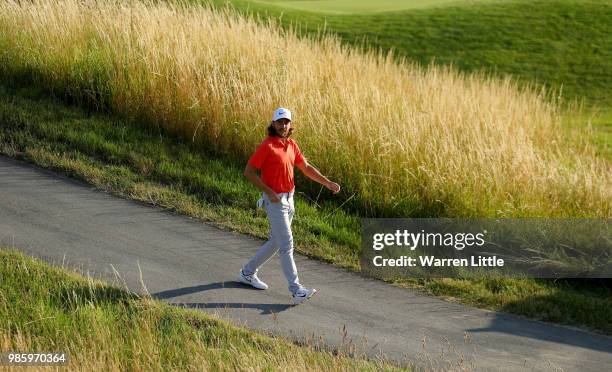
[0,248,400,370]
[2,0,609,219]
[212,0,612,108]
[249,0,506,14]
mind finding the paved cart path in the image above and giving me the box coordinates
[1,155,610,371]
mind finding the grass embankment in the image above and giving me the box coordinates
[2,84,611,335]
[0,249,400,370]
[211,0,612,156]
[1,0,610,218]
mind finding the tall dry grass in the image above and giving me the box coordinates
[0,0,609,217]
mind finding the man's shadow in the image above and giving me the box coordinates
[152,281,293,315]
[175,302,293,315]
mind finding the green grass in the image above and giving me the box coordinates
[409,278,612,333]
[1,83,610,335]
[207,0,612,151]
[0,248,402,370]
[250,0,506,14]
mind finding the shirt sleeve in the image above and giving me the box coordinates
[247,142,270,169]
[293,141,305,166]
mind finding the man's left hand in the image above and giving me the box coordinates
[326,181,341,194]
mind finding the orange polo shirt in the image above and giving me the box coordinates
[247,136,305,193]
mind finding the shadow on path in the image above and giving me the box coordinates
[466,311,612,354]
[175,302,293,315]
[153,281,294,315]
[152,281,246,299]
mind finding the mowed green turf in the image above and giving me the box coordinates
[251,0,505,14]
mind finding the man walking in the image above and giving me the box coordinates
[239,107,341,304]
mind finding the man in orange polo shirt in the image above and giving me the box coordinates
[239,107,340,305]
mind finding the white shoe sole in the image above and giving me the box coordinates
[293,289,317,305]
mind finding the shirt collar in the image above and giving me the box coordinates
[267,135,290,145]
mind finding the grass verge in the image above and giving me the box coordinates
[0,248,402,370]
[1,83,610,335]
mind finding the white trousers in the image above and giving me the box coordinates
[243,191,303,294]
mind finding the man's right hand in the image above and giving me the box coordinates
[266,191,281,203]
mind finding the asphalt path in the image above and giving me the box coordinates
[1,155,610,371]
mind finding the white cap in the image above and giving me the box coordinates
[272,107,292,122]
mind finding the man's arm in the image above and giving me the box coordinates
[296,160,341,194]
[244,164,281,202]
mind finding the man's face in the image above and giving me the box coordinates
[273,118,291,137]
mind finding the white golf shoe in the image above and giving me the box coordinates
[292,288,317,305]
[238,269,269,290]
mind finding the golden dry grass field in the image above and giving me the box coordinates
[1,0,609,218]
